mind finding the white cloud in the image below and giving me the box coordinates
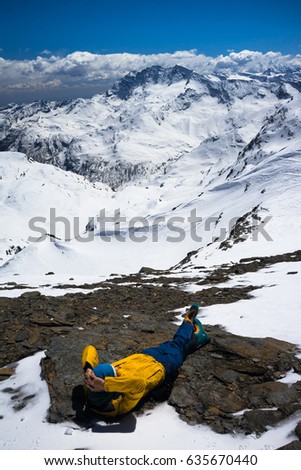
[0,50,300,94]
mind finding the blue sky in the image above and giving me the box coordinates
[0,0,300,105]
[1,0,301,59]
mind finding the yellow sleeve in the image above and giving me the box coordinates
[104,375,147,415]
[81,345,99,369]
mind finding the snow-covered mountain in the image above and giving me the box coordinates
[1,65,300,189]
[0,65,300,284]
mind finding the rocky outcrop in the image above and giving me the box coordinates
[41,319,301,442]
[169,326,301,436]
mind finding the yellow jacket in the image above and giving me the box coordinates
[82,345,165,416]
[105,354,166,416]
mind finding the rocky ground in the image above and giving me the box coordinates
[1,250,301,449]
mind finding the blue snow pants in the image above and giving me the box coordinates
[141,321,195,380]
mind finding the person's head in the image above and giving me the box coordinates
[93,363,116,379]
[86,363,118,412]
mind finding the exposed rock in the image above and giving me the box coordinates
[0,367,15,376]
[40,321,301,432]
[169,326,301,435]
[278,440,301,450]
[295,422,301,439]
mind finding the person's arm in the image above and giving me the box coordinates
[84,368,105,392]
[84,368,147,414]
[104,375,147,414]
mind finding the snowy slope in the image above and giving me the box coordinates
[0,152,112,267]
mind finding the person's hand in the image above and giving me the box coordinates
[84,368,105,392]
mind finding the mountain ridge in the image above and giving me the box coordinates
[1,64,300,190]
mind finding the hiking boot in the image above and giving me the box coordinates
[186,318,210,355]
[184,303,199,324]
[193,318,211,347]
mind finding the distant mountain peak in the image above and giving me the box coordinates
[107,64,193,100]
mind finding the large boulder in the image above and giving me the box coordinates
[40,317,301,445]
[169,325,301,436]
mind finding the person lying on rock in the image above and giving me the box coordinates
[81,304,210,417]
